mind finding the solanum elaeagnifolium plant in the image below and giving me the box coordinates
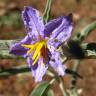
[10,6,73,82]
[2,0,94,96]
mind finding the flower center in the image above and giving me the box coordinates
[21,39,48,66]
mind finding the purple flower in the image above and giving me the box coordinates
[10,6,73,82]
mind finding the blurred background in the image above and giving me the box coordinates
[0,0,96,96]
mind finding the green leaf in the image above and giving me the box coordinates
[30,82,50,96]
[73,21,96,43]
[0,65,30,78]
[85,43,96,51]
[42,89,54,96]
[0,40,23,59]
[81,43,96,58]
[0,64,55,78]
[45,89,54,96]
[43,0,52,23]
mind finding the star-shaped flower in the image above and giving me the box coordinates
[10,6,73,82]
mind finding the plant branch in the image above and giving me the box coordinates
[43,0,52,23]
[73,21,96,43]
[69,60,80,96]
[58,77,69,96]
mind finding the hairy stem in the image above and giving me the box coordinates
[43,0,52,23]
[70,60,80,96]
[59,77,69,96]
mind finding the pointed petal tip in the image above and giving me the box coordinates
[24,6,31,10]
[66,13,73,23]
[68,13,73,18]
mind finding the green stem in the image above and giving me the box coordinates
[70,60,80,96]
[0,65,55,78]
[43,0,52,23]
[0,65,30,77]
[59,77,69,96]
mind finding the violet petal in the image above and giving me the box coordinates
[32,58,48,82]
[22,6,45,38]
[44,16,63,37]
[50,51,66,76]
[48,14,73,48]
[10,35,32,56]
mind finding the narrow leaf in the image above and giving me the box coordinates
[43,89,54,96]
[43,0,52,23]
[0,65,30,78]
[30,82,50,96]
[81,43,96,57]
[73,21,96,43]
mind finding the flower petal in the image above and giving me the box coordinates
[27,56,49,82]
[32,58,48,82]
[22,6,45,38]
[50,51,66,76]
[48,14,73,48]
[27,56,38,74]
[44,16,63,37]
[10,35,32,56]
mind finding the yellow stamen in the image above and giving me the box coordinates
[21,39,48,66]
[32,52,40,65]
[21,43,37,54]
[21,44,34,48]
[32,41,45,60]
[27,48,34,54]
